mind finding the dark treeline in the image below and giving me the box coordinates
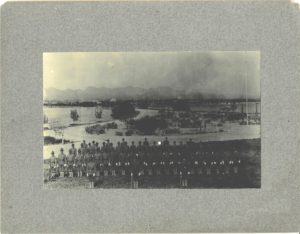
[44,98,260,108]
[44,101,98,107]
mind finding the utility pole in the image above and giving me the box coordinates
[245,52,249,125]
[62,128,64,145]
[255,102,258,114]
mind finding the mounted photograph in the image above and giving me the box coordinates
[43,51,260,189]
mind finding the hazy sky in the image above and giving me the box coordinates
[43,51,260,98]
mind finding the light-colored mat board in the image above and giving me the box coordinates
[1,1,299,233]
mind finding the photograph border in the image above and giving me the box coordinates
[1,1,299,232]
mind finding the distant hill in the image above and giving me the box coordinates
[45,86,143,101]
[44,86,256,101]
[45,86,179,101]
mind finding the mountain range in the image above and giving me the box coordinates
[44,86,241,101]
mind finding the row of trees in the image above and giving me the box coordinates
[69,100,191,122]
[67,102,167,135]
[111,102,168,135]
[69,101,246,134]
[69,102,139,123]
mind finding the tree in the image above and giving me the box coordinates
[137,100,149,109]
[226,112,246,121]
[132,116,168,135]
[70,109,79,122]
[231,101,237,111]
[111,101,138,120]
[172,99,190,111]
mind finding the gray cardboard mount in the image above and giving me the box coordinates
[1,1,300,233]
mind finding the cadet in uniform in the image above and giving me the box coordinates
[86,157,96,188]
[192,151,200,176]
[179,158,188,188]
[70,143,77,157]
[94,146,101,177]
[129,141,136,153]
[233,149,241,174]
[143,137,149,148]
[79,143,86,161]
[172,143,181,175]
[75,149,84,177]
[137,141,143,153]
[145,141,155,176]
[211,160,218,176]
[163,137,169,147]
[58,148,66,177]
[49,151,57,179]
[102,143,109,176]
[196,151,204,175]
[91,141,96,157]
[163,151,171,175]
[118,142,126,175]
[131,155,141,189]
[67,149,75,177]
[203,150,211,175]
[110,143,117,176]
[121,138,127,152]
[82,140,87,149]
[219,159,225,175]
[155,150,163,176]
[84,143,90,163]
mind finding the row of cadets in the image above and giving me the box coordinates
[50,152,242,178]
[48,140,242,177]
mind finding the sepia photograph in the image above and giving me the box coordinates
[43,51,260,189]
[3,1,300,232]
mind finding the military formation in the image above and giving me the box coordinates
[46,137,243,188]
